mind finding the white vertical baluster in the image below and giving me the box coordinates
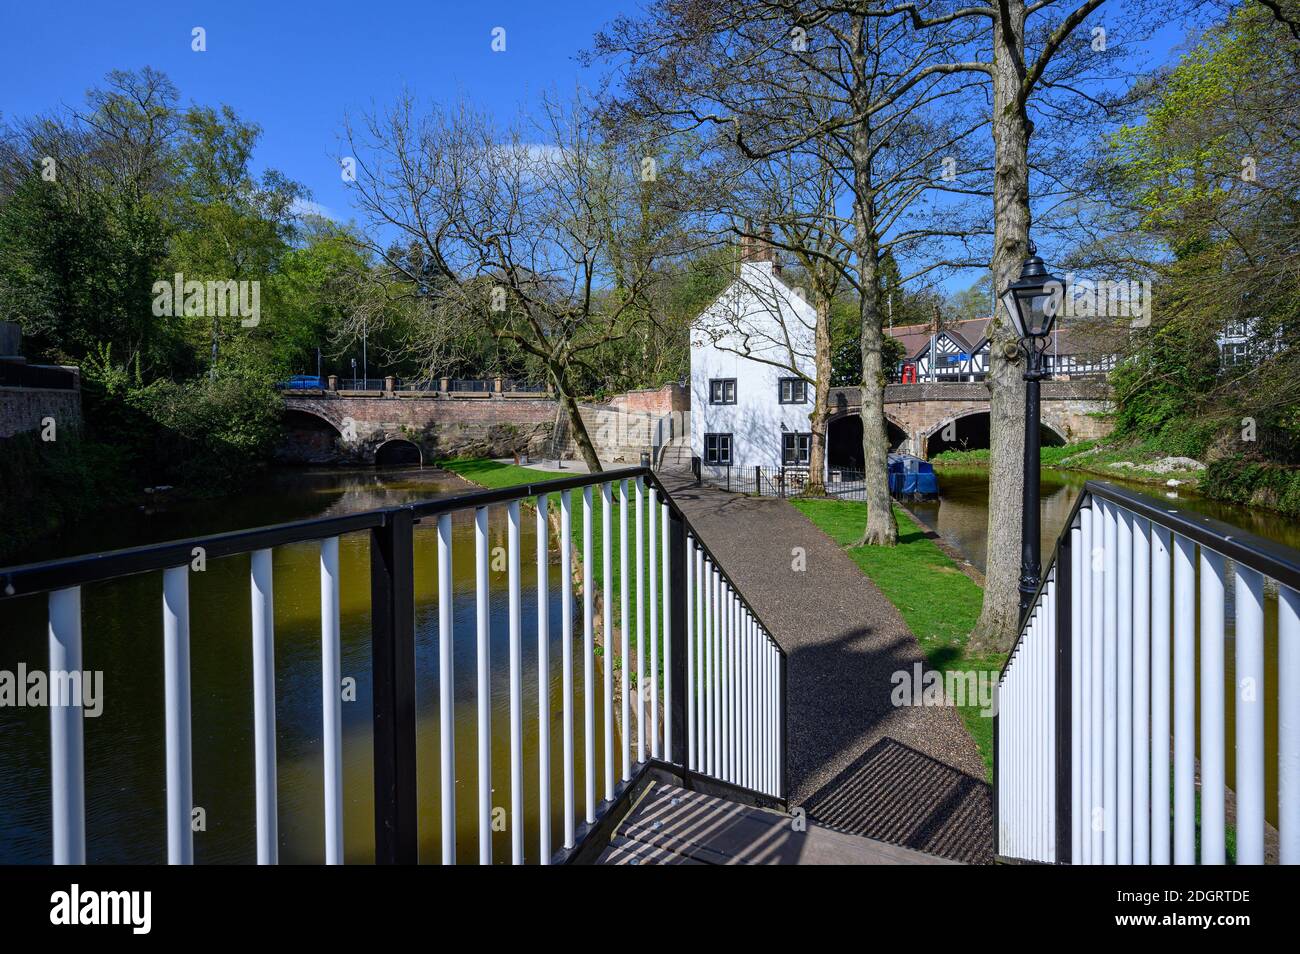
[722,590,733,785]
[1089,502,1104,864]
[1116,510,1132,864]
[704,563,714,775]
[1079,508,1092,865]
[1131,517,1150,865]
[712,568,721,778]
[1234,565,1265,865]
[250,548,278,865]
[686,533,696,771]
[1172,533,1196,864]
[1150,524,1172,864]
[661,501,671,764]
[1070,520,1083,863]
[582,488,595,825]
[320,538,343,865]
[635,479,645,765]
[748,614,756,790]
[1103,501,1117,864]
[436,515,455,865]
[162,565,194,865]
[536,494,551,864]
[507,500,524,864]
[620,480,630,782]
[1281,586,1300,864]
[475,507,491,864]
[561,491,575,850]
[649,487,659,760]
[48,586,85,865]
[1199,547,1226,864]
[602,483,614,802]
[696,548,705,770]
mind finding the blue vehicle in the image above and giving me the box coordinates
[887,454,940,501]
[277,375,326,390]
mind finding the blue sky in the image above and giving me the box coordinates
[1,1,1202,293]
[0,1,615,223]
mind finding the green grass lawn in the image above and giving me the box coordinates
[442,458,665,688]
[790,497,1004,777]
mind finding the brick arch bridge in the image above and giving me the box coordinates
[280,392,560,464]
[827,380,1113,459]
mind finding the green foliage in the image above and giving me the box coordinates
[1202,457,1300,517]
[1102,6,1299,468]
[930,440,1099,467]
[128,368,283,483]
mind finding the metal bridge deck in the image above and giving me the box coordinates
[596,781,960,865]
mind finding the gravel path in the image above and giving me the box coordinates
[658,475,994,863]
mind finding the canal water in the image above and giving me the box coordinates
[0,467,618,863]
[915,466,1298,831]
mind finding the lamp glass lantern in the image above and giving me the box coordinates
[1000,250,1063,344]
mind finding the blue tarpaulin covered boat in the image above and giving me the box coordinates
[887,454,939,500]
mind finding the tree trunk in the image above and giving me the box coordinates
[806,291,832,496]
[852,118,897,546]
[551,364,603,473]
[969,0,1031,654]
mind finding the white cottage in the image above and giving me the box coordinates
[689,243,818,473]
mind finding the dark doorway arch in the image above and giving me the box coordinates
[924,410,1065,457]
[374,438,422,468]
[827,413,909,470]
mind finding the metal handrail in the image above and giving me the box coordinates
[1,465,788,664]
[1001,479,1300,679]
[1,462,788,865]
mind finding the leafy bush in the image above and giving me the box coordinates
[1202,456,1300,516]
[130,368,283,484]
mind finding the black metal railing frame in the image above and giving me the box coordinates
[993,479,1300,865]
[0,464,788,864]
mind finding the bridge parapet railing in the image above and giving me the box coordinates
[0,466,785,865]
[996,480,1300,865]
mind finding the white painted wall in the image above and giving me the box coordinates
[689,261,819,470]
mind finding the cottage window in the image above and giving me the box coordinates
[781,432,812,466]
[704,433,733,465]
[778,377,808,404]
[709,378,737,405]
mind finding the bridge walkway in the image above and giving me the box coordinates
[655,475,994,864]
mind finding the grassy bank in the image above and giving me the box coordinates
[790,497,1002,776]
[931,437,1212,489]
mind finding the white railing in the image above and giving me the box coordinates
[997,481,1300,865]
[3,466,785,865]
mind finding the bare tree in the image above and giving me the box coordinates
[342,91,687,471]
[595,1,989,543]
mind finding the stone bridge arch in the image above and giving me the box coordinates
[824,381,1113,459]
[921,408,1068,457]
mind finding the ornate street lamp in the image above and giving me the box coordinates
[1000,244,1064,623]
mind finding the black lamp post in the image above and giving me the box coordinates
[1000,245,1063,623]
